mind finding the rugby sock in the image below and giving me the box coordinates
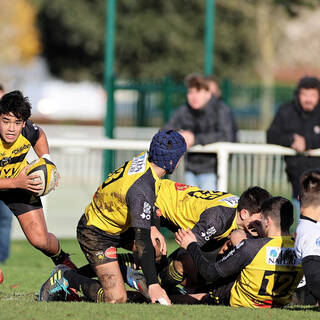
[158,260,184,288]
[50,248,77,269]
[118,253,135,268]
[64,269,103,302]
[77,264,96,278]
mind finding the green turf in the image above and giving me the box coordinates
[0,239,319,320]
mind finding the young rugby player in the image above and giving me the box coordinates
[0,90,76,268]
[39,130,186,305]
[154,181,271,290]
[294,169,320,303]
[175,197,303,308]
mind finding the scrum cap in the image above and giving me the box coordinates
[149,130,186,174]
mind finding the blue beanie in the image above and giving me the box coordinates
[149,130,186,174]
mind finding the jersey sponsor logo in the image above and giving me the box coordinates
[174,182,190,191]
[128,153,147,175]
[218,195,239,207]
[140,201,151,220]
[266,247,300,266]
[220,240,244,263]
[104,247,117,259]
[201,226,217,241]
[11,143,30,155]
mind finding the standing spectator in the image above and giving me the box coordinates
[205,75,238,143]
[267,76,320,221]
[164,74,235,190]
[0,84,13,263]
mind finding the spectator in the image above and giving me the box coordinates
[267,76,320,221]
[205,75,238,143]
[164,74,235,190]
[0,84,14,263]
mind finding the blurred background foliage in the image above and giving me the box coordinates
[25,0,317,83]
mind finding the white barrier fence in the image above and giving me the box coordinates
[12,138,320,239]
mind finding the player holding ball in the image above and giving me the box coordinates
[0,90,76,269]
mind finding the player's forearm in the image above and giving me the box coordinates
[0,177,18,189]
[186,242,222,282]
[134,228,159,286]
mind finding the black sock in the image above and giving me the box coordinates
[118,253,135,268]
[158,260,184,289]
[64,269,104,302]
[77,264,96,278]
[50,248,68,265]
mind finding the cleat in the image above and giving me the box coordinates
[122,266,150,300]
[39,264,72,302]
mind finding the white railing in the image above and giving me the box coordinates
[12,138,319,239]
[48,137,314,191]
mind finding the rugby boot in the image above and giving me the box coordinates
[39,264,72,302]
[121,266,150,300]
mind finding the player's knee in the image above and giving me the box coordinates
[104,290,127,304]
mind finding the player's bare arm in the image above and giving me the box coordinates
[33,127,50,157]
[0,166,42,192]
[150,226,167,255]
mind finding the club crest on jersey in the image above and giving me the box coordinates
[128,153,147,175]
[140,201,151,220]
[201,226,217,241]
[266,247,300,266]
[316,237,320,247]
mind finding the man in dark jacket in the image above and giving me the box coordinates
[163,74,236,190]
[267,76,320,219]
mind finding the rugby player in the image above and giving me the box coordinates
[294,169,320,304]
[39,130,186,305]
[155,181,271,290]
[0,90,76,268]
[175,196,303,307]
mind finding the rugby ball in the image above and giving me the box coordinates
[26,158,58,196]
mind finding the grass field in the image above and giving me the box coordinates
[0,239,319,320]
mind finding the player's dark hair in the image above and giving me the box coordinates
[296,76,320,95]
[185,74,209,91]
[261,196,293,232]
[300,169,320,209]
[0,90,31,121]
[238,186,271,215]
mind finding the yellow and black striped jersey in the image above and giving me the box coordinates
[0,120,39,180]
[187,236,303,308]
[155,179,239,246]
[85,152,161,235]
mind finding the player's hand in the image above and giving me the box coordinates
[148,283,171,305]
[13,166,43,193]
[291,134,306,153]
[175,228,197,250]
[179,130,195,148]
[150,226,167,256]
